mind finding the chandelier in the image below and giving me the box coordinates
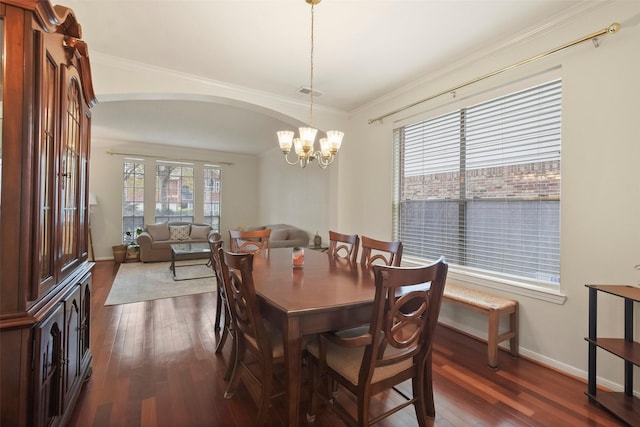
[277,0,344,169]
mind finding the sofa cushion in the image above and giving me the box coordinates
[169,224,191,240]
[147,222,170,241]
[270,228,289,241]
[190,224,211,240]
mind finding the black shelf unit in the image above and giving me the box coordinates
[586,284,640,426]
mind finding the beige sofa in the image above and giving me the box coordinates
[238,224,309,248]
[137,221,216,262]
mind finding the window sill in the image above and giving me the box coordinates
[402,257,567,305]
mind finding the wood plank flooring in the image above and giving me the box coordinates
[68,261,625,426]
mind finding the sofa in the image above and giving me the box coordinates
[239,224,309,249]
[137,221,217,262]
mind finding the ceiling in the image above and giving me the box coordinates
[64,0,589,155]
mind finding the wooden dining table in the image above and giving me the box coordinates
[250,247,377,427]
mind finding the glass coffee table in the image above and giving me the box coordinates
[170,243,213,281]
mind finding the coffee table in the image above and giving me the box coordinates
[169,243,213,281]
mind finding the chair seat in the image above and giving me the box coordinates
[244,320,285,358]
[307,335,412,386]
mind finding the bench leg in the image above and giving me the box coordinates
[488,310,499,369]
[509,304,519,358]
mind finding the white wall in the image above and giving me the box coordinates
[318,1,640,391]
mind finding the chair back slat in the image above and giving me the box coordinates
[229,228,271,253]
[218,249,272,359]
[360,235,403,267]
[328,231,359,263]
[362,257,447,384]
[208,233,223,274]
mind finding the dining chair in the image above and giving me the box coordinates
[217,248,285,426]
[229,228,271,253]
[306,257,448,427]
[207,233,224,331]
[208,234,237,381]
[328,231,360,263]
[360,235,403,267]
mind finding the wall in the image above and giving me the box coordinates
[325,1,640,391]
[258,146,340,246]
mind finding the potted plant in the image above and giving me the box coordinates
[124,227,143,261]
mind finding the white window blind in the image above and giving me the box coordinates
[393,79,561,285]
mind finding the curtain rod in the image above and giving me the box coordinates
[106,150,234,166]
[368,22,621,125]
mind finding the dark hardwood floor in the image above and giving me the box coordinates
[68,261,624,427]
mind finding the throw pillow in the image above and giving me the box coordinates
[190,224,211,240]
[169,225,191,241]
[146,222,170,241]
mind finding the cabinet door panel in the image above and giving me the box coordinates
[63,285,81,409]
[33,303,64,427]
[79,274,92,365]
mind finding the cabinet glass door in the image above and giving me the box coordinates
[38,46,57,292]
[60,77,81,270]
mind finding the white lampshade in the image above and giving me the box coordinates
[298,127,317,153]
[89,193,98,206]
[319,138,331,158]
[277,131,295,152]
[293,138,304,156]
[326,130,344,153]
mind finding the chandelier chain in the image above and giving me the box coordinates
[309,3,315,127]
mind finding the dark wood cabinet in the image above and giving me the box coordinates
[0,1,96,425]
[586,284,640,426]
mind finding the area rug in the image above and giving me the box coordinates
[105,260,216,306]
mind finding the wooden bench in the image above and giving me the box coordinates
[442,283,519,369]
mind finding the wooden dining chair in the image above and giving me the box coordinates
[328,231,359,263]
[217,248,285,426]
[360,235,403,267]
[229,228,271,253]
[207,233,224,331]
[208,234,237,381]
[306,257,448,427]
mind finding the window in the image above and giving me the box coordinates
[203,165,221,231]
[155,162,194,223]
[122,159,144,242]
[394,79,561,285]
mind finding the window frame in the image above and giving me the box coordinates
[203,165,221,232]
[393,72,566,304]
[122,158,145,243]
[155,161,195,223]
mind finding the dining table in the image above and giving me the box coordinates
[250,247,377,427]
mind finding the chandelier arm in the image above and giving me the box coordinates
[316,158,329,169]
[283,151,301,166]
[315,151,335,168]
